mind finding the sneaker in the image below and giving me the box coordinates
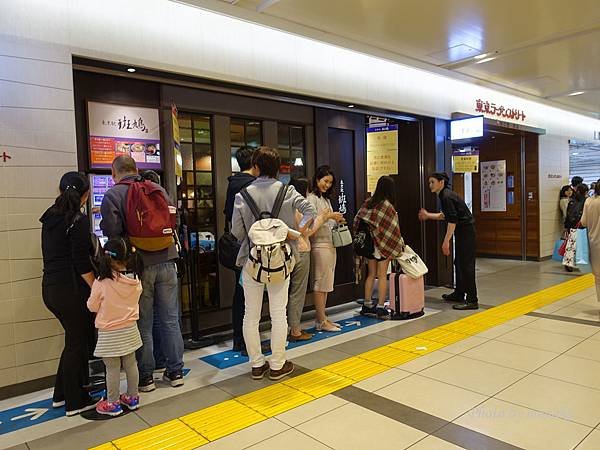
[119,394,140,411]
[374,306,391,320]
[138,376,156,393]
[65,396,99,417]
[95,400,123,417]
[163,370,184,387]
[251,362,270,380]
[269,361,294,381]
[442,291,465,302]
[359,304,376,316]
[52,400,65,408]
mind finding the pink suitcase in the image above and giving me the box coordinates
[389,272,425,320]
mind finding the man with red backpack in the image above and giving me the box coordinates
[101,156,184,392]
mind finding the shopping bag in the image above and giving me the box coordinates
[576,228,590,265]
[562,229,577,268]
[552,239,565,262]
[396,246,428,279]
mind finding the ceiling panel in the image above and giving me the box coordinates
[189,0,600,116]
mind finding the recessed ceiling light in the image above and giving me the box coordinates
[127,67,136,73]
[473,53,489,60]
[568,91,585,96]
[348,104,355,108]
[475,57,496,64]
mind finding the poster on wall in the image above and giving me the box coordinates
[481,160,507,212]
[366,125,398,193]
[452,148,479,173]
[87,101,161,170]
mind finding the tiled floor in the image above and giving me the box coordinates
[2,258,600,450]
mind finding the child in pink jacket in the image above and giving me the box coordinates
[87,237,143,417]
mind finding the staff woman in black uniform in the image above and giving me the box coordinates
[40,172,98,416]
[418,172,478,310]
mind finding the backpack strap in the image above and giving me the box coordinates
[271,184,288,219]
[240,188,261,221]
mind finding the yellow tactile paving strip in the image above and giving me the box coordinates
[90,274,595,450]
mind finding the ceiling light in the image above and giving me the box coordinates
[348,104,355,108]
[475,57,496,64]
[568,91,585,96]
[473,53,489,60]
[572,152,579,155]
[127,67,136,73]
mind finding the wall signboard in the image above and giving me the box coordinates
[87,101,161,170]
[366,124,398,193]
[475,99,527,122]
[481,160,507,212]
[452,148,479,173]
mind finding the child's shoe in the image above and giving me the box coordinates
[119,394,140,411]
[96,400,123,417]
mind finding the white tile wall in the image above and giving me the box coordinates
[0,35,76,385]
[539,134,571,257]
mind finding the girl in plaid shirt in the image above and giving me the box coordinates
[354,176,404,319]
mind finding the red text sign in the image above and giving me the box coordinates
[475,99,526,122]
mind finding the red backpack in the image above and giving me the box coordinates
[118,179,176,251]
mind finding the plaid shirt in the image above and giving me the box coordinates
[353,199,403,259]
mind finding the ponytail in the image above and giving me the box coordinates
[430,172,450,188]
[55,171,90,225]
[97,237,144,281]
[55,187,83,225]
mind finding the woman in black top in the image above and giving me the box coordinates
[419,172,478,310]
[40,172,98,416]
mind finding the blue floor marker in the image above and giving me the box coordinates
[0,368,192,435]
[200,314,382,369]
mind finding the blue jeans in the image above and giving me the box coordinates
[137,262,184,378]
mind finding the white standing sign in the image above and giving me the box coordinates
[480,160,507,212]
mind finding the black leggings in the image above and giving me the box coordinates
[454,224,478,301]
[42,273,94,411]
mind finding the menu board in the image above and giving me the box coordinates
[88,101,161,170]
[481,160,507,212]
[366,125,398,193]
[90,174,115,236]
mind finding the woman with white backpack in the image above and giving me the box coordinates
[231,147,316,381]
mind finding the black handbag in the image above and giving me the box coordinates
[217,222,241,270]
[353,219,374,257]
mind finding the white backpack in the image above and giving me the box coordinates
[241,185,295,284]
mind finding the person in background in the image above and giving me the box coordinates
[40,172,98,416]
[419,172,478,310]
[355,176,404,319]
[564,184,589,272]
[571,176,583,190]
[581,178,600,305]
[101,156,184,392]
[140,170,166,371]
[287,177,327,342]
[224,146,258,354]
[307,166,346,332]
[589,182,596,198]
[87,238,143,417]
[559,185,573,222]
[232,147,316,380]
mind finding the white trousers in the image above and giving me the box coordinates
[242,263,290,371]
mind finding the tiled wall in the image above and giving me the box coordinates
[0,35,76,387]
[538,134,571,258]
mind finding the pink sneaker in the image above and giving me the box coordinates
[119,394,140,411]
[96,400,123,417]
